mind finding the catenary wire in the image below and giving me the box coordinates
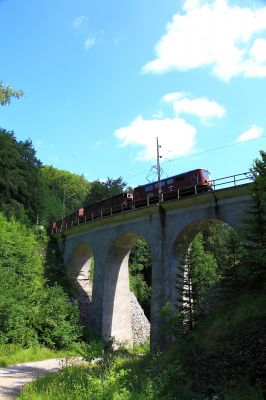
[123,135,266,186]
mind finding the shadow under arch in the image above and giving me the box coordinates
[102,232,152,346]
[66,242,94,326]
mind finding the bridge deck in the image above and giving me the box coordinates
[53,183,253,239]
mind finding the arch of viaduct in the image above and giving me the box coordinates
[55,184,253,350]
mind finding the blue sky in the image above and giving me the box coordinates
[0,0,265,187]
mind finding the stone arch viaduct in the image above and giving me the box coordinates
[55,183,253,349]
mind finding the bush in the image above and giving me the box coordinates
[0,213,81,348]
[34,286,81,348]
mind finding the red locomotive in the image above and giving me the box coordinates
[133,168,211,207]
[51,169,211,233]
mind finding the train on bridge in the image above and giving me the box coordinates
[51,168,212,233]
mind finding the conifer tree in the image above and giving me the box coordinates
[176,233,219,330]
[242,150,266,288]
[189,233,219,314]
[176,247,194,331]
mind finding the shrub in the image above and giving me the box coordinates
[0,213,81,348]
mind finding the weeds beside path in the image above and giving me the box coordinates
[0,358,83,400]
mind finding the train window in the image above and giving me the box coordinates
[167,178,174,184]
[144,185,154,192]
[154,181,165,188]
[176,175,184,181]
[203,171,210,178]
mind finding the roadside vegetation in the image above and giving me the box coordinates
[0,214,82,348]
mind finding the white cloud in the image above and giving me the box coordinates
[249,38,266,64]
[73,15,87,28]
[114,115,196,161]
[142,0,266,80]
[163,92,225,120]
[236,125,263,143]
[84,36,96,51]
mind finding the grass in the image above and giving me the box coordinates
[19,364,97,400]
[18,348,199,400]
[17,331,265,400]
[8,293,266,399]
[18,357,144,400]
[0,343,85,367]
[0,338,149,367]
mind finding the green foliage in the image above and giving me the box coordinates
[203,223,245,276]
[33,285,80,349]
[129,238,152,319]
[39,165,91,225]
[0,81,24,106]
[129,238,152,283]
[224,383,264,400]
[0,214,81,348]
[160,302,184,337]
[129,340,150,355]
[129,274,151,313]
[181,291,266,399]
[177,232,219,330]
[189,233,219,314]
[0,128,42,223]
[89,257,95,282]
[79,340,105,362]
[19,354,200,400]
[241,150,266,288]
[85,176,128,205]
[42,237,66,286]
[17,270,266,400]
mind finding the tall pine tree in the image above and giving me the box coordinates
[176,233,219,330]
[241,150,266,288]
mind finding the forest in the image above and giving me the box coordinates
[0,82,265,399]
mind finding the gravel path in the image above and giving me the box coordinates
[0,358,82,400]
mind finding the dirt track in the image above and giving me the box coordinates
[0,358,81,399]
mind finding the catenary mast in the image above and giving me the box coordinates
[156,137,162,204]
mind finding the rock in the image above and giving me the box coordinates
[130,292,150,344]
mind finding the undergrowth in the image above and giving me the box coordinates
[18,290,265,400]
[0,343,86,367]
[19,353,200,400]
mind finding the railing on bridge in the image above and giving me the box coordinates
[211,172,251,191]
[52,172,253,234]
